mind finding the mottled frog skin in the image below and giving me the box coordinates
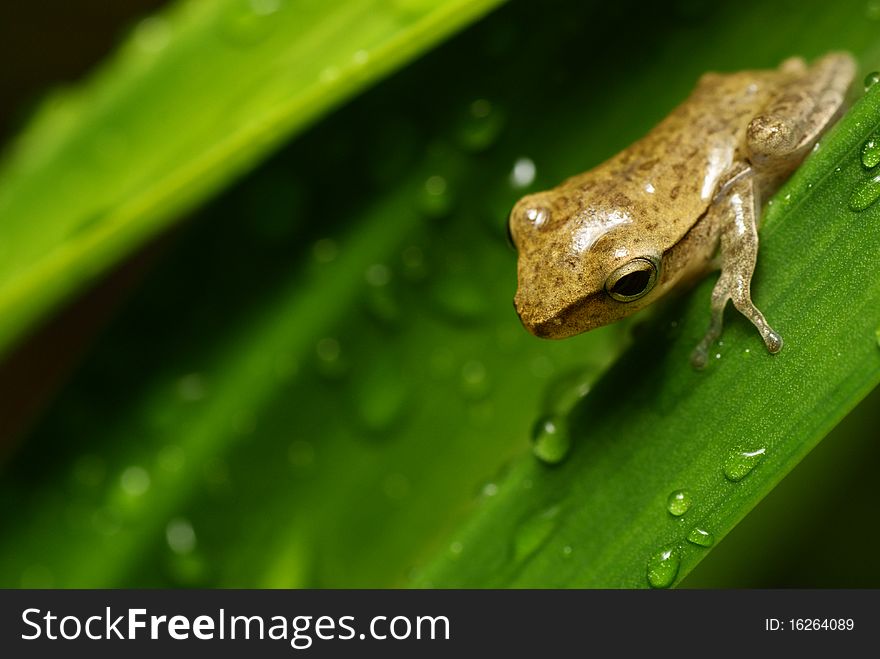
[509,53,855,367]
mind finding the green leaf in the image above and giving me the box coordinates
[418,83,880,588]
[2,0,879,590]
[0,0,504,357]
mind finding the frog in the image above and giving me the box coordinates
[508,53,855,368]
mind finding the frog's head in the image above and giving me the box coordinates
[509,190,667,339]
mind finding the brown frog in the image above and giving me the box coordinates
[509,53,855,367]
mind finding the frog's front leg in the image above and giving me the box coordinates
[691,172,782,369]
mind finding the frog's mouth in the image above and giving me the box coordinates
[514,291,607,339]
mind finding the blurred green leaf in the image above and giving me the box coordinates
[1,0,880,590]
[0,0,504,356]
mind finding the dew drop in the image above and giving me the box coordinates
[867,1,880,22]
[513,505,561,562]
[120,466,151,496]
[166,517,197,555]
[460,360,490,399]
[420,174,454,217]
[531,415,571,465]
[541,368,593,415]
[449,541,464,556]
[510,157,536,188]
[646,545,680,589]
[352,49,370,66]
[864,70,880,91]
[455,98,505,152]
[666,489,692,516]
[176,373,207,401]
[220,0,281,46]
[365,263,391,287]
[315,337,346,378]
[848,172,880,211]
[861,133,880,168]
[686,527,715,547]
[312,238,339,263]
[722,446,766,482]
[133,16,171,54]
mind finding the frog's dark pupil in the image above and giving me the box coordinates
[612,269,651,297]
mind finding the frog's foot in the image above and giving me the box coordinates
[691,172,783,369]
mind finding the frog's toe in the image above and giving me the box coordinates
[764,330,783,354]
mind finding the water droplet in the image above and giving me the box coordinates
[312,238,339,263]
[352,49,370,66]
[120,466,151,496]
[319,66,340,84]
[510,157,536,188]
[449,541,464,555]
[646,545,680,588]
[861,133,880,168]
[481,482,499,497]
[316,337,340,361]
[176,373,207,401]
[133,16,171,54]
[220,0,282,46]
[166,517,197,555]
[419,174,453,217]
[400,245,428,280]
[455,99,505,152]
[687,527,715,547]
[288,440,315,468]
[562,545,573,557]
[531,415,571,465]
[864,71,880,91]
[513,505,561,562]
[723,446,766,482]
[666,489,692,516]
[460,360,490,399]
[365,263,391,287]
[867,1,880,21]
[848,172,880,211]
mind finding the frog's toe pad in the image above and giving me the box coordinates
[764,330,783,354]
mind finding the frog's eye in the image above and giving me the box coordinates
[605,257,659,302]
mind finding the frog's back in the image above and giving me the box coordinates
[556,65,796,250]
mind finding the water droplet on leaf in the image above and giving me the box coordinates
[723,446,766,482]
[848,173,880,211]
[513,505,561,562]
[666,489,692,516]
[861,133,880,168]
[646,545,680,588]
[687,527,715,547]
[455,99,505,152]
[531,415,571,465]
